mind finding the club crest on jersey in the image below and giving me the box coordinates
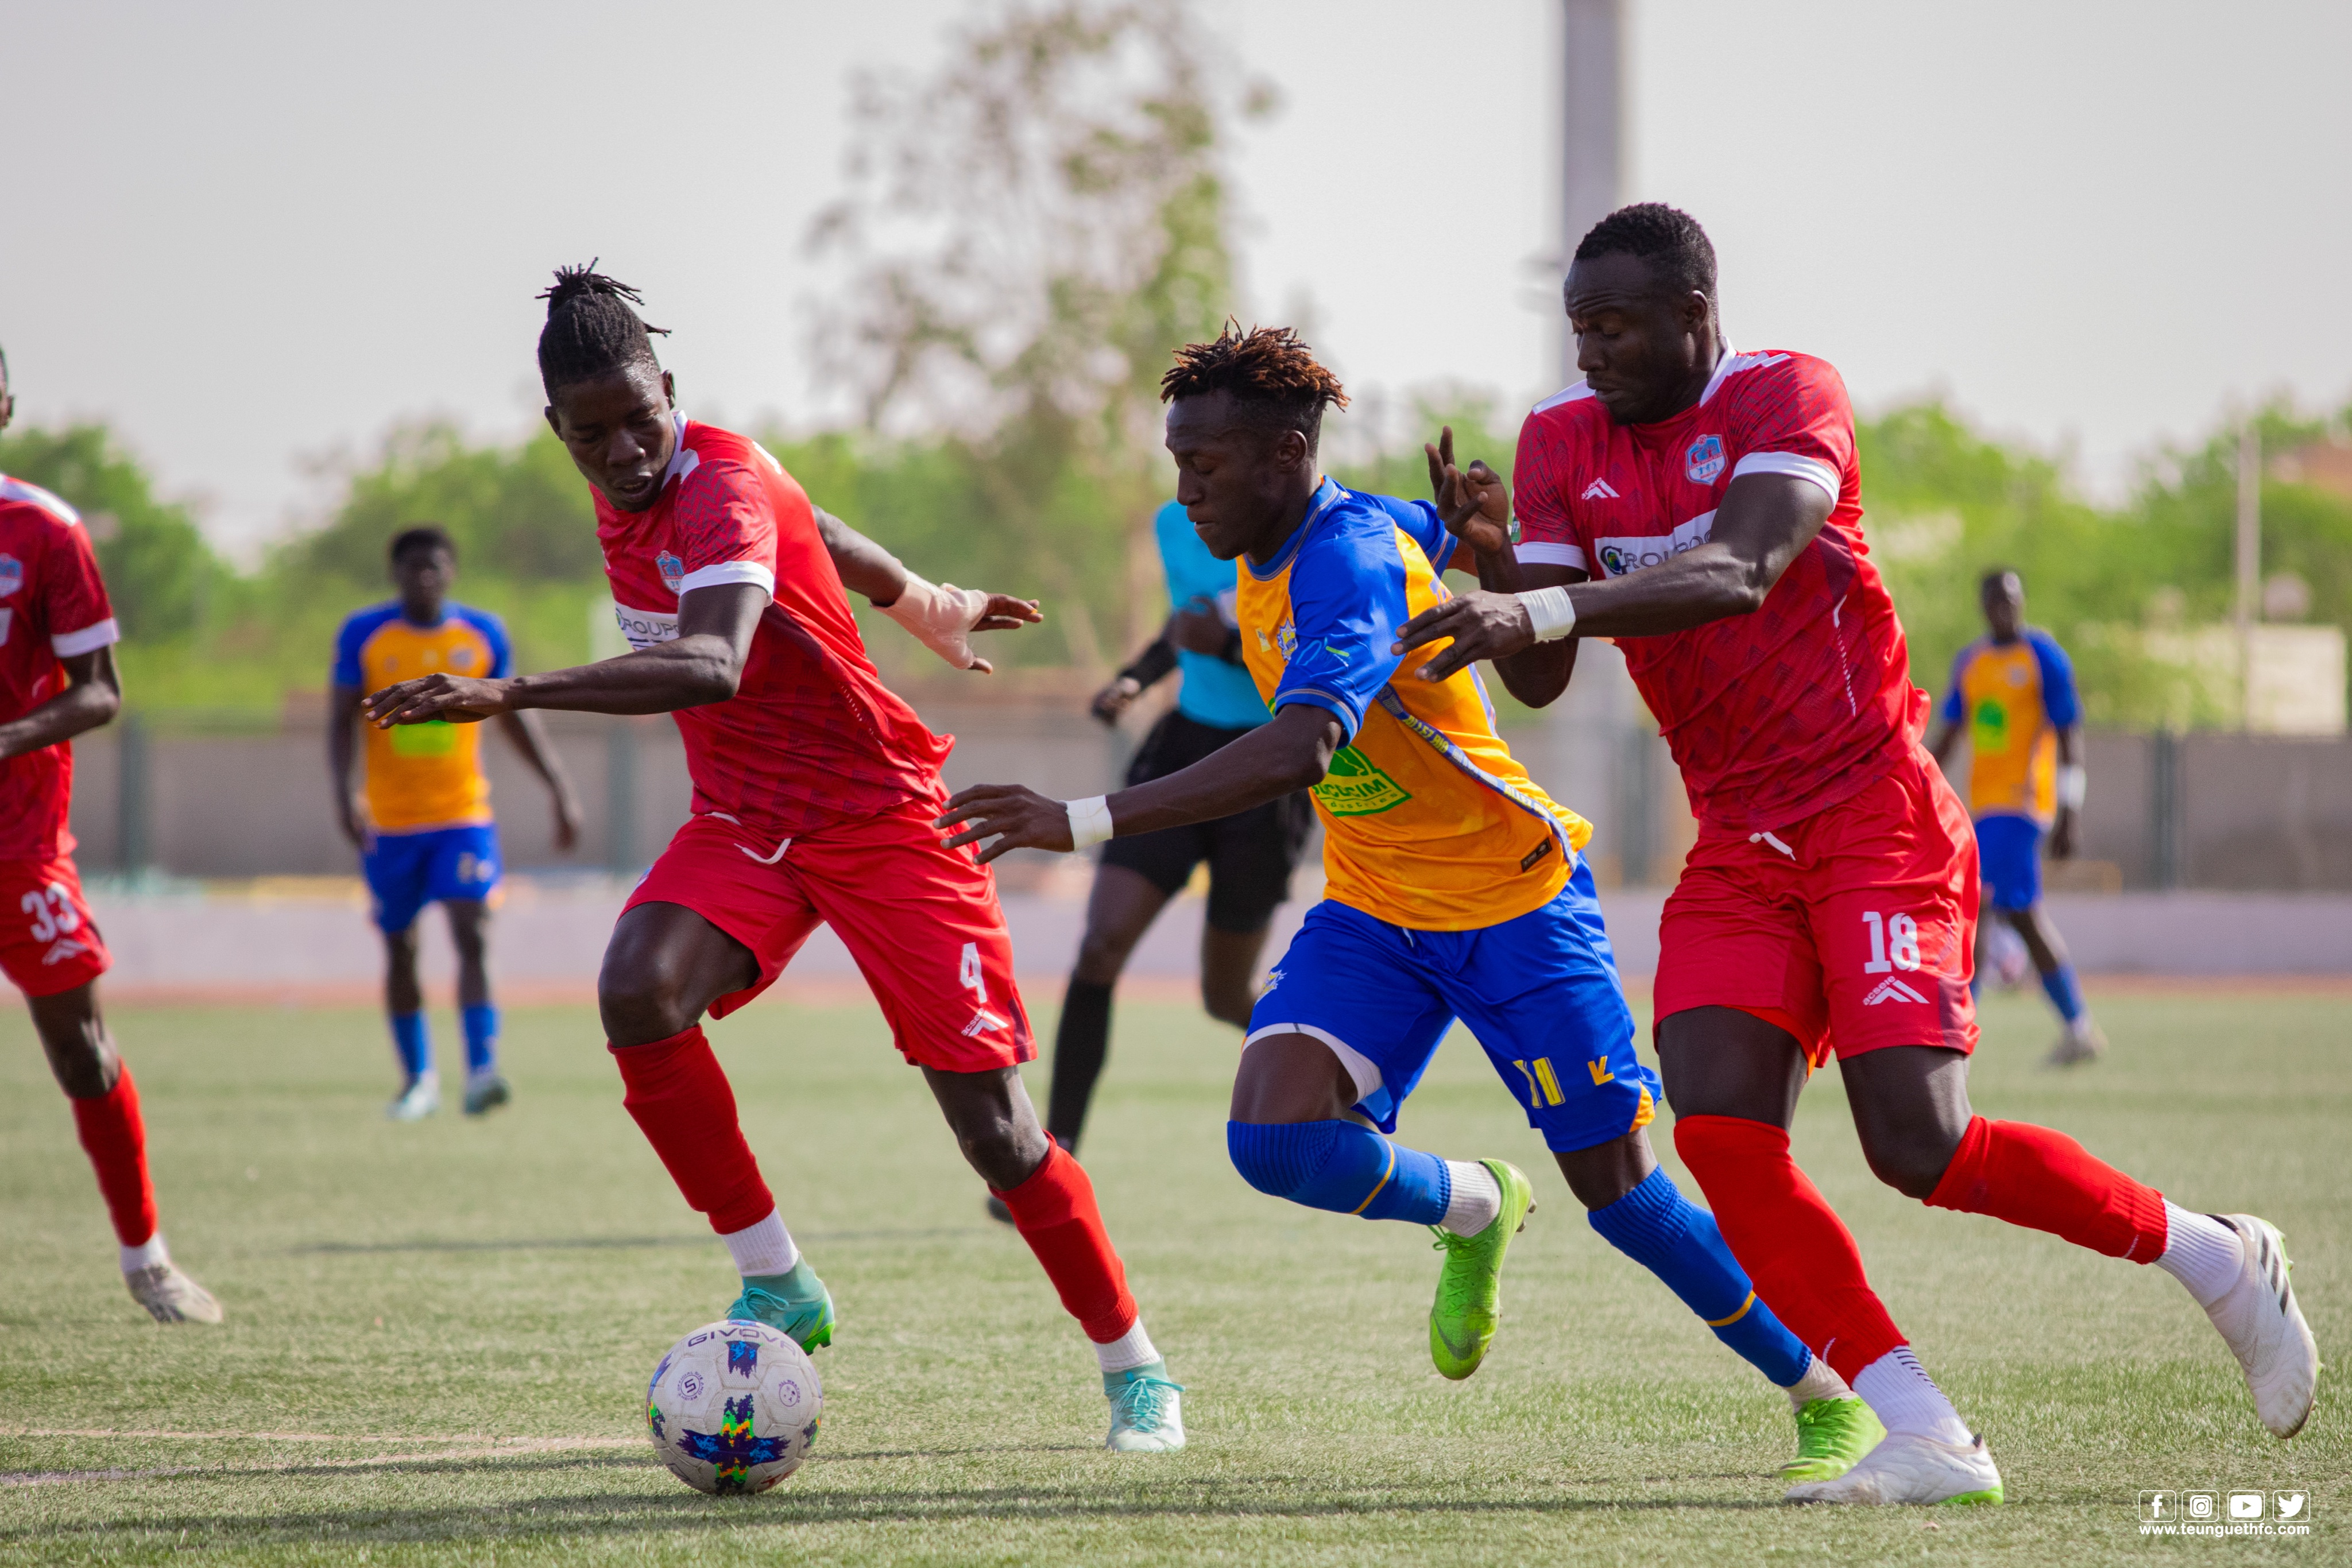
[1685,434,1726,484]
[0,555,21,598]
[657,552,686,594]
[1275,620,1298,660]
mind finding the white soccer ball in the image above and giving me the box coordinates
[645,1319,823,1494]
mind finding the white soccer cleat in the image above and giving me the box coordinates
[387,1074,440,1121]
[2204,1214,2319,1439]
[2042,1020,2107,1068]
[126,1262,224,1324]
[1784,1431,2002,1506]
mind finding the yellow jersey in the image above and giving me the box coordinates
[1235,479,1592,931]
[1939,630,2079,821]
[332,602,511,833]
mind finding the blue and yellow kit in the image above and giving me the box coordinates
[1235,479,1658,1153]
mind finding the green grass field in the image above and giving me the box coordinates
[1,985,2343,1565]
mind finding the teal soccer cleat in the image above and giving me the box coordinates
[726,1259,835,1351]
[1104,1362,1185,1451]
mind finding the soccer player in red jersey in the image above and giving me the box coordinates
[363,269,1183,1451]
[0,346,221,1322]
[1395,206,2315,1501]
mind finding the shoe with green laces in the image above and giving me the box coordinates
[1104,1362,1185,1451]
[725,1259,835,1351]
[1780,1395,1886,1483]
[1428,1159,1535,1381]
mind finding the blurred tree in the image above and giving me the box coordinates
[0,423,227,645]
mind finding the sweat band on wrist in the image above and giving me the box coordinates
[1518,586,1578,642]
[2056,764,2087,811]
[1065,795,1115,849]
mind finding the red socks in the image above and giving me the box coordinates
[1673,1114,1905,1382]
[610,1027,776,1236]
[992,1141,1138,1344]
[1927,1115,2170,1261]
[71,1063,158,1248]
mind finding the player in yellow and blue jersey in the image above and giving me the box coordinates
[1928,568,2103,1066]
[329,526,583,1120]
[943,324,1883,1481]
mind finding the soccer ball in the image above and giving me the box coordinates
[645,1319,823,1494]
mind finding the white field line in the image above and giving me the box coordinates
[0,1432,640,1488]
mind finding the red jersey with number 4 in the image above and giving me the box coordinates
[1514,349,1923,832]
[595,417,953,839]
[0,477,121,862]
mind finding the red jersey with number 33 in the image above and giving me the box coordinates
[595,417,952,838]
[1514,349,1924,832]
[0,477,121,862]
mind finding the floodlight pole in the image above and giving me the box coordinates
[2236,422,2261,729]
[1560,0,1624,386]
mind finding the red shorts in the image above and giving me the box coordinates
[621,797,1035,1073]
[1655,747,1977,1066]
[0,854,112,998]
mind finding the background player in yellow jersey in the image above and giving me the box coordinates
[943,325,1882,1481]
[330,526,583,1119]
[1927,569,2103,1066]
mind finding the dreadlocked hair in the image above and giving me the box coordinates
[536,262,669,393]
[1573,203,1717,302]
[1160,322,1349,452]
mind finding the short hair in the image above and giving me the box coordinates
[390,525,456,565]
[1573,203,1718,302]
[537,262,668,395]
[1160,322,1349,451]
[1981,566,2022,594]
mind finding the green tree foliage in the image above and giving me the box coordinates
[0,423,228,644]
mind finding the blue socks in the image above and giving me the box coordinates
[1227,1120,1452,1226]
[389,1011,431,1082]
[2040,962,2086,1024]
[1588,1166,1812,1388]
[462,1004,500,1074]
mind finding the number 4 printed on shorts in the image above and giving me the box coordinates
[957,942,1012,1039]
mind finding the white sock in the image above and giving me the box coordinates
[2153,1204,2242,1307]
[1093,1319,1159,1375]
[120,1232,169,1275]
[723,1209,801,1278]
[1852,1348,1972,1445]
[1785,1354,1852,1410]
[1438,1161,1502,1237]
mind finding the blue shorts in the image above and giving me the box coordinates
[1974,814,2042,912]
[363,823,501,934]
[1244,860,1660,1154]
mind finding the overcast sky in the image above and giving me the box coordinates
[5,1,2347,555]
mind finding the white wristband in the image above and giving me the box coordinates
[2056,764,2087,812]
[1065,795,1115,850]
[1518,586,1578,642]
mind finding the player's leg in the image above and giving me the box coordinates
[27,978,221,1324]
[601,818,835,1349]
[1047,860,1177,1150]
[1196,788,1308,1029]
[366,832,437,1119]
[1977,815,2099,1063]
[1451,866,1870,1473]
[1228,901,1533,1380]
[443,899,510,1114]
[799,800,1179,1449]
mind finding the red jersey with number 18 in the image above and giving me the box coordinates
[595,417,953,839]
[0,476,121,862]
[1513,348,1923,832]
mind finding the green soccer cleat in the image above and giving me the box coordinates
[725,1259,835,1351]
[1428,1159,1535,1381]
[1780,1395,1886,1484]
[1104,1362,1185,1451]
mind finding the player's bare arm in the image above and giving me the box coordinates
[493,710,586,852]
[0,646,120,761]
[813,504,1042,674]
[1392,471,1831,685]
[364,582,766,727]
[326,682,369,845]
[938,703,1343,864]
[2051,722,2083,859]
[1423,425,1581,707]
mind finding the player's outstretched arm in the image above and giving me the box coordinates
[326,683,369,846]
[1423,425,1581,707]
[1391,472,1832,683]
[813,505,1041,673]
[363,583,767,728]
[0,647,120,762]
[1092,620,1179,725]
[939,703,1344,864]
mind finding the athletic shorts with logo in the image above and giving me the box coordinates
[0,854,111,997]
[362,822,502,934]
[1244,859,1659,1153]
[1655,745,1978,1067]
[624,796,1034,1073]
[1100,708,1314,933]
